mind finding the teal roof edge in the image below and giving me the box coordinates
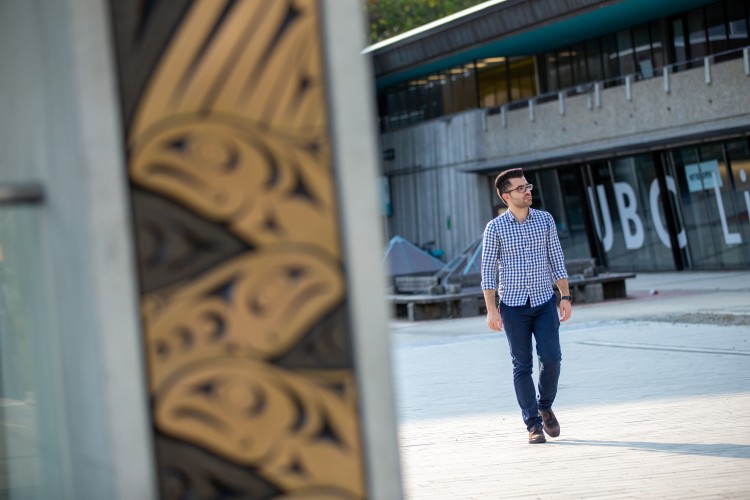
[373,0,717,90]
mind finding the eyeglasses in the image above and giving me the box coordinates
[505,183,533,195]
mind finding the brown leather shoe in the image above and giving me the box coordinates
[539,409,560,437]
[528,426,546,444]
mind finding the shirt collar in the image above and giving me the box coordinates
[504,207,533,224]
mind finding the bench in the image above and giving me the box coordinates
[388,288,486,321]
[387,259,635,320]
[393,275,444,295]
[565,258,598,277]
[563,258,635,303]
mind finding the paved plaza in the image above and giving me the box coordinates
[390,272,750,499]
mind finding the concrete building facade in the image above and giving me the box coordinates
[369,0,750,271]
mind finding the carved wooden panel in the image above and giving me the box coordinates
[108,1,366,497]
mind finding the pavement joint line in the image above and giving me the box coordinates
[577,339,750,356]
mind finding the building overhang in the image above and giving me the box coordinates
[457,118,750,175]
[366,0,717,90]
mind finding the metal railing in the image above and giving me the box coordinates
[493,44,750,123]
[380,45,750,132]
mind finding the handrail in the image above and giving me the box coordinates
[382,44,750,132]
[0,183,45,205]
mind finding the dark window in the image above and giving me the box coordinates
[509,57,536,100]
[601,34,619,82]
[671,17,689,67]
[706,3,730,54]
[544,52,559,92]
[725,0,749,49]
[445,64,476,114]
[571,43,588,85]
[556,48,575,88]
[586,39,604,81]
[617,29,637,76]
[477,58,509,107]
[687,7,708,64]
[650,21,666,73]
[425,77,443,120]
[634,26,654,79]
[462,62,479,110]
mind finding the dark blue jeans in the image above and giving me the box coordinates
[500,294,562,431]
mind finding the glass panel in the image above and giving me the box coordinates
[671,17,688,67]
[724,139,750,262]
[425,74,443,119]
[0,206,63,498]
[601,34,619,82]
[461,63,478,111]
[544,52,559,92]
[634,26,654,79]
[399,86,411,127]
[556,167,593,260]
[439,71,454,116]
[476,58,507,107]
[377,92,388,132]
[405,84,418,125]
[411,78,428,123]
[587,157,676,271]
[671,144,746,268]
[650,21,665,72]
[706,3,729,54]
[531,169,568,237]
[556,48,574,88]
[508,57,536,100]
[725,0,749,49]
[570,43,588,85]
[617,29,636,76]
[586,39,604,81]
[687,7,708,63]
[446,69,461,115]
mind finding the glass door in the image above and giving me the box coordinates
[668,142,748,269]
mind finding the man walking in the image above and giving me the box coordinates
[481,168,572,444]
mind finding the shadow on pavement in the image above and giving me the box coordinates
[549,439,750,459]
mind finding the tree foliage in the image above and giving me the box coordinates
[365,0,484,44]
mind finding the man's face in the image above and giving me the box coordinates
[503,176,532,208]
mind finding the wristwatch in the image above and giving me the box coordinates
[560,295,573,303]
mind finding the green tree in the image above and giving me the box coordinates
[365,0,484,44]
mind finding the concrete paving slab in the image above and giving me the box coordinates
[390,272,750,499]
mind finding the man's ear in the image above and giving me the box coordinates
[497,190,507,206]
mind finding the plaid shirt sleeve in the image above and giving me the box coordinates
[546,213,568,282]
[481,218,500,290]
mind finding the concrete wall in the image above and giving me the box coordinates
[380,110,493,260]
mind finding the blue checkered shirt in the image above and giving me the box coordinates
[481,208,568,307]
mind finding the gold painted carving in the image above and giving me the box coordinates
[154,358,362,493]
[142,250,344,392]
[130,0,338,258]
[128,0,365,496]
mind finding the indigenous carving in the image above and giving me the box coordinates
[130,118,339,257]
[110,0,365,497]
[142,250,345,390]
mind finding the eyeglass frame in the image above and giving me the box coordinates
[504,183,533,195]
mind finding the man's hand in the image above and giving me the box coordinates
[559,300,572,322]
[486,306,503,331]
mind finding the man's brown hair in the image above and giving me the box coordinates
[494,168,524,198]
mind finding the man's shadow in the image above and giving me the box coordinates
[549,439,750,459]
